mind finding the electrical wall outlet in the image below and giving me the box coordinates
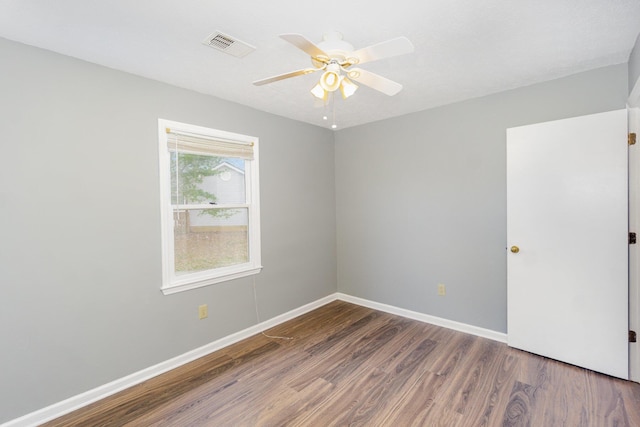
[198,304,208,319]
[437,284,446,296]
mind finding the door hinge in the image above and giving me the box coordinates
[630,133,636,146]
[631,330,637,343]
[630,232,637,245]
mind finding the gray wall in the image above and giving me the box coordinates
[629,32,640,93]
[335,64,629,333]
[0,37,336,423]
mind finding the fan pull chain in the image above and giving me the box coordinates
[331,92,337,129]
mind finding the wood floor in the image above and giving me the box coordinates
[44,301,640,426]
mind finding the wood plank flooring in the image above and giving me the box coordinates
[44,301,640,426]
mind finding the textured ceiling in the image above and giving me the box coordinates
[1,0,639,129]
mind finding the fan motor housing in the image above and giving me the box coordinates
[317,31,355,62]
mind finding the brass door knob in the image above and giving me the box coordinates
[510,246,520,253]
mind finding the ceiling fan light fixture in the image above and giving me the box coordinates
[339,77,358,99]
[320,70,341,92]
[310,83,328,100]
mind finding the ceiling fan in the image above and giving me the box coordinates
[253,32,414,100]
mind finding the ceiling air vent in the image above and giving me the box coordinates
[202,31,256,58]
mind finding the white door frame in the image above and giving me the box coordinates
[628,79,640,383]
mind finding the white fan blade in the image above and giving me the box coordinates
[253,68,319,86]
[280,33,328,59]
[351,37,414,65]
[347,68,403,96]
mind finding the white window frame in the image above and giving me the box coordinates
[158,119,262,295]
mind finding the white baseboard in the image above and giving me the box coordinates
[337,293,507,343]
[2,294,338,427]
[3,292,507,427]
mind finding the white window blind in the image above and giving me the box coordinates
[165,128,254,160]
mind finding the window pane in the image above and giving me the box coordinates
[173,208,249,274]
[170,152,246,205]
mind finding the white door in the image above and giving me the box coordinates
[507,109,628,379]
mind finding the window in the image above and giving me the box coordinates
[158,119,261,294]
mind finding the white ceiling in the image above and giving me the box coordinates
[1,1,639,129]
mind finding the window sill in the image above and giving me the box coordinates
[161,265,263,295]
